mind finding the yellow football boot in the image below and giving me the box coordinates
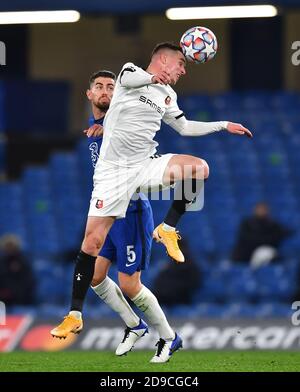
[50,314,83,339]
[153,224,185,263]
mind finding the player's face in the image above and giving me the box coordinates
[87,77,115,111]
[165,51,186,85]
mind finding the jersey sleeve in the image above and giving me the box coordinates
[162,90,185,125]
[163,89,228,136]
[118,62,153,88]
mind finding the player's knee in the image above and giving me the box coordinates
[119,280,141,299]
[192,158,209,179]
[202,159,209,179]
[82,233,105,255]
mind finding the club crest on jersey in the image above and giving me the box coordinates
[165,96,171,105]
[96,199,103,209]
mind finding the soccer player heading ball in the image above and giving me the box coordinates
[51,42,252,359]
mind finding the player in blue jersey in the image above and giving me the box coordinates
[52,70,182,363]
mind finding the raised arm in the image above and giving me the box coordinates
[119,63,153,88]
[119,62,173,89]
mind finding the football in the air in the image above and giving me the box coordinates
[180,26,218,64]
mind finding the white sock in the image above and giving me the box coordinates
[162,222,176,231]
[132,285,175,341]
[69,310,82,319]
[92,277,140,328]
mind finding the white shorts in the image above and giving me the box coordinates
[88,153,174,218]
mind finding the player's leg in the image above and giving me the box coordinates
[116,207,182,362]
[163,154,209,184]
[91,254,141,330]
[119,271,182,362]
[51,160,138,338]
[154,154,209,262]
[113,270,149,356]
[50,216,114,338]
[91,255,111,287]
[109,210,151,355]
[119,271,171,338]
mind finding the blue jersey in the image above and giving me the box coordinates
[88,116,154,275]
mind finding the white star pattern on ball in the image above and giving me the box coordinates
[184,44,200,59]
[201,41,216,57]
[191,28,208,41]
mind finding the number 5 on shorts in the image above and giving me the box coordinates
[127,245,136,263]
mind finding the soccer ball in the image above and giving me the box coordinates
[180,26,218,64]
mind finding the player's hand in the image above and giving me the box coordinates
[152,70,172,85]
[226,122,253,138]
[83,124,103,138]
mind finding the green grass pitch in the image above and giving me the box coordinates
[1,351,300,372]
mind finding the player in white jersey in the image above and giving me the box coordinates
[51,43,252,355]
[91,42,252,263]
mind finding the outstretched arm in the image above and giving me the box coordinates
[169,116,253,138]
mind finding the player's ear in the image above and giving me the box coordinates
[86,89,92,100]
[160,52,167,65]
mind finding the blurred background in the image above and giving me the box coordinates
[1,0,300,352]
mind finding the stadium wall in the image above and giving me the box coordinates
[1,316,300,352]
[28,12,300,130]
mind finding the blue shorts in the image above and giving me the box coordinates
[99,200,154,275]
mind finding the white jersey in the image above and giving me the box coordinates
[99,62,227,167]
[99,62,183,165]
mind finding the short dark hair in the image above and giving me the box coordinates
[89,70,116,86]
[151,42,183,59]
